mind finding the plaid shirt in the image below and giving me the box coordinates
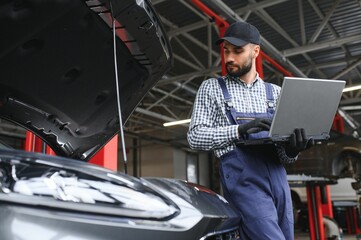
[187,74,296,163]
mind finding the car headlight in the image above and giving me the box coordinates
[0,158,179,220]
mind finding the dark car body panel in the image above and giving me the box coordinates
[0,0,172,161]
[285,131,361,180]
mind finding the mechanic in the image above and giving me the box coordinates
[187,21,314,239]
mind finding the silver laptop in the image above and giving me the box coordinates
[238,77,346,145]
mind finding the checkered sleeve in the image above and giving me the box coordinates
[187,80,239,151]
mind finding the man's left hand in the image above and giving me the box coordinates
[285,128,315,158]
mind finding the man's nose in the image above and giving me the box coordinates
[225,52,235,62]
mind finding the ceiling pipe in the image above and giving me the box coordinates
[172,82,198,95]
[135,107,178,122]
[152,87,194,105]
[158,66,221,85]
[283,34,361,57]
[260,37,306,77]
[332,58,361,80]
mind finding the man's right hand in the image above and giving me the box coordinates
[238,118,272,138]
[285,128,315,158]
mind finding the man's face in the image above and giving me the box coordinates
[223,41,257,78]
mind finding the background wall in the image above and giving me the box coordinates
[119,136,213,189]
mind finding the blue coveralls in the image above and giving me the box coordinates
[217,78,294,240]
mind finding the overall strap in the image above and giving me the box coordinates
[217,77,238,124]
[264,82,275,114]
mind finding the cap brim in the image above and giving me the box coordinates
[215,37,248,47]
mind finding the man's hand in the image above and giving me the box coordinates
[238,118,272,138]
[285,128,315,158]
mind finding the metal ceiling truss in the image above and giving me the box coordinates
[126,0,361,147]
[1,0,361,149]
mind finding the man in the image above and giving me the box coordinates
[187,21,314,239]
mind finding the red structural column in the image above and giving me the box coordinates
[352,208,361,234]
[346,208,353,234]
[24,131,35,152]
[25,129,118,169]
[307,185,325,240]
[34,136,44,153]
[256,53,264,79]
[24,132,41,153]
[24,131,55,156]
[342,204,361,235]
[332,113,345,133]
[219,25,228,75]
[46,145,55,155]
[89,135,118,171]
[321,185,334,218]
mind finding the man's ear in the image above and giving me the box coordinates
[253,44,260,58]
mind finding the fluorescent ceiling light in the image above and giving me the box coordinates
[343,85,361,93]
[163,119,191,127]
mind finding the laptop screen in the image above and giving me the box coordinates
[268,77,345,141]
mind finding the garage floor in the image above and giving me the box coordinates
[295,232,358,239]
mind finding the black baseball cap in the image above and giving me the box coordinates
[216,21,260,46]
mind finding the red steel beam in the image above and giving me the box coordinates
[191,0,229,28]
[191,0,229,75]
[260,51,293,77]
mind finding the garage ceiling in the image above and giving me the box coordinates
[1,0,361,151]
[125,0,361,149]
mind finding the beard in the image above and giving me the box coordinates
[226,56,253,78]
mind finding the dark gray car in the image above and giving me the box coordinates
[0,149,239,239]
[0,0,240,239]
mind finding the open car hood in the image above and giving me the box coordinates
[0,0,172,160]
